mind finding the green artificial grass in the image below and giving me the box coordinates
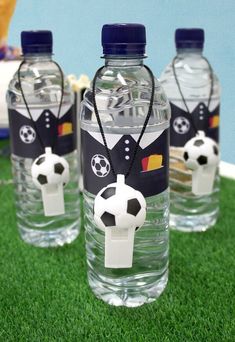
[0,139,235,341]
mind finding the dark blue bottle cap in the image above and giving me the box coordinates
[102,23,146,57]
[21,31,53,54]
[175,28,204,49]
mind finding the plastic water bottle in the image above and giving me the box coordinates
[160,28,220,232]
[81,24,170,307]
[7,31,80,246]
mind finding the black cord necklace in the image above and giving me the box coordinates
[17,59,64,152]
[172,55,220,197]
[17,60,70,217]
[92,65,155,179]
[92,65,155,268]
[172,55,214,134]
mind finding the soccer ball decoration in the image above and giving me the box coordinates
[31,147,69,216]
[173,116,190,134]
[183,131,219,195]
[91,154,110,177]
[19,125,36,144]
[93,174,146,268]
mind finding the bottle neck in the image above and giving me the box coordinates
[176,48,203,57]
[104,57,144,67]
[23,53,52,62]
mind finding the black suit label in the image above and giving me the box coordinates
[8,104,77,158]
[81,127,169,198]
[170,102,219,147]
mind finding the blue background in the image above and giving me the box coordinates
[8,0,235,163]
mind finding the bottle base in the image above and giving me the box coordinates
[18,220,80,247]
[88,270,168,308]
[170,209,219,232]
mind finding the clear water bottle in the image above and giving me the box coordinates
[7,31,80,246]
[160,28,220,232]
[81,24,170,307]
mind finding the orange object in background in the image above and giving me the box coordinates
[141,154,163,172]
[58,122,73,136]
[209,115,219,128]
[0,0,17,43]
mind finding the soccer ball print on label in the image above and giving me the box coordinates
[19,125,36,144]
[91,154,110,177]
[173,116,190,135]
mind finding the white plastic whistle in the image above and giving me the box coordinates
[93,174,146,268]
[105,225,136,268]
[183,131,219,196]
[31,147,70,216]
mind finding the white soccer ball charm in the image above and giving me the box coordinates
[94,174,146,268]
[183,131,219,196]
[31,147,69,216]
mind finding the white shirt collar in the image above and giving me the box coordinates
[88,129,165,150]
[171,98,220,113]
[13,103,72,121]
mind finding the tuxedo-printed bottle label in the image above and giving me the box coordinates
[81,127,169,198]
[8,103,77,158]
[170,101,219,147]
